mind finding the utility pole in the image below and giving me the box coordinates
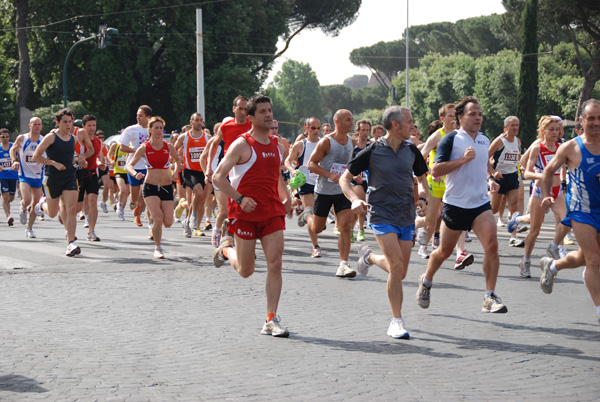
[196,9,205,118]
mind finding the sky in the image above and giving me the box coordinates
[266,0,507,87]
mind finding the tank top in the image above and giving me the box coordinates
[113,143,128,174]
[221,119,252,154]
[228,133,285,222]
[535,141,561,176]
[493,136,520,174]
[566,136,600,215]
[45,133,75,177]
[427,128,447,185]
[297,138,319,186]
[19,135,44,179]
[145,141,170,170]
[0,142,18,180]
[182,131,208,171]
[315,135,353,195]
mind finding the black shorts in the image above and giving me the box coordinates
[182,169,206,190]
[494,172,520,195]
[298,183,315,196]
[109,175,116,184]
[98,167,109,178]
[314,192,351,217]
[78,170,100,201]
[442,202,491,231]
[115,173,129,184]
[143,183,174,201]
[282,170,291,181]
[43,173,78,200]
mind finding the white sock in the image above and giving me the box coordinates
[550,241,558,248]
[596,305,600,317]
[523,257,531,263]
[422,277,433,288]
[549,261,558,275]
[485,290,494,298]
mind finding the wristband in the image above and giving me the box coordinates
[488,175,494,181]
[419,197,428,206]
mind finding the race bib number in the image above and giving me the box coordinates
[118,159,126,168]
[189,146,204,162]
[0,158,11,168]
[328,163,347,182]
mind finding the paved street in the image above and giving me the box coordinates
[1,205,599,401]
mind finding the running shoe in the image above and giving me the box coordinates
[517,223,529,233]
[87,230,100,242]
[327,212,335,224]
[213,236,233,268]
[564,232,577,245]
[507,212,521,233]
[333,226,340,236]
[356,244,372,276]
[387,317,410,339]
[83,217,89,228]
[432,235,439,250]
[212,227,222,248]
[154,246,164,259]
[193,229,205,237]
[25,228,36,238]
[311,245,322,258]
[174,198,185,219]
[19,208,27,225]
[204,220,212,230]
[453,250,474,270]
[134,215,142,227]
[418,245,430,259]
[336,261,356,278]
[519,258,531,278]
[350,230,355,243]
[357,229,365,242]
[298,206,313,228]
[117,208,125,221]
[33,196,46,216]
[78,212,85,220]
[509,237,525,247]
[464,231,472,243]
[39,211,45,221]
[546,243,560,260]
[260,316,289,337]
[7,216,14,226]
[558,245,567,259]
[148,229,154,240]
[497,217,506,227]
[133,205,141,217]
[189,214,198,231]
[539,256,557,294]
[100,202,108,213]
[182,218,192,238]
[222,218,230,236]
[482,293,508,313]
[416,227,427,246]
[416,273,431,309]
[65,241,81,257]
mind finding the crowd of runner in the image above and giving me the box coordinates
[1,95,599,338]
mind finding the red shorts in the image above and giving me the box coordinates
[230,215,285,240]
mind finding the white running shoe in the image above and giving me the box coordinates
[260,316,289,337]
[65,241,81,257]
[336,261,356,278]
[25,228,36,238]
[19,208,27,225]
[387,317,410,339]
[546,243,560,260]
[154,246,164,259]
[34,197,46,217]
[117,208,125,221]
[298,206,313,228]
[416,227,427,246]
[356,244,372,276]
[418,245,430,259]
[212,227,222,248]
[87,230,100,242]
[100,202,108,213]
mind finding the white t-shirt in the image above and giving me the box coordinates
[119,124,149,170]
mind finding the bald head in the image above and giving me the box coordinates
[29,117,43,135]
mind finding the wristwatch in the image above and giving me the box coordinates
[419,197,428,206]
[236,195,244,205]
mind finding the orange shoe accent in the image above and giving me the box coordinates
[133,205,141,217]
[134,215,142,227]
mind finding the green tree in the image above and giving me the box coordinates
[516,0,539,147]
[320,85,353,119]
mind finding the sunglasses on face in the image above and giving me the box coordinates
[308,126,320,130]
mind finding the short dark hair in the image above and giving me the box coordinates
[139,105,152,117]
[233,95,249,107]
[55,108,74,123]
[427,120,443,136]
[82,114,96,125]
[247,94,272,117]
[454,96,480,125]
[0,128,10,136]
[438,103,455,118]
[96,130,105,137]
[581,98,600,119]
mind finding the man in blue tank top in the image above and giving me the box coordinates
[539,98,600,325]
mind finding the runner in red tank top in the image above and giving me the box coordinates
[212,94,292,338]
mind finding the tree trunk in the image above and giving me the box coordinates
[575,56,600,120]
[15,0,30,129]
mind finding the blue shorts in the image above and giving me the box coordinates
[371,223,415,241]
[18,176,43,189]
[562,211,600,232]
[0,178,17,194]
[298,182,315,196]
[442,202,491,231]
[128,169,147,187]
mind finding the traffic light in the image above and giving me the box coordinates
[106,28,118,46]
[98,24,107,48]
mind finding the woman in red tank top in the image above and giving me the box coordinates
[127,116,181,258]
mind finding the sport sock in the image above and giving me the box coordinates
[549,261,558,275]
[267,313,276,323]
[485,290,494,298]
[595,305,600,318]
[523,257,531,263]
[422,277,432,288]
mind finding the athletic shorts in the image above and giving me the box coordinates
[351,180,368,193]
[18,176,43,189]
[1,178,18,194]
[494,172,520,195]
[562,210,600,232]
[115,173,129,184]
[110,175,116,184]
[78,170,100,202]
[142,183,174,202]
[178,170,184,187]
[128,169,147,187]
[298,182,315,196]
[43,174,78,200]
[428,177,445,199]
[230,215,285,240]
[371,223,415,241]
[313,192,351,217]
[442,202,492,231]
[532,184,562,199]
[182,169,206,190]
[282,170,291,181]
[98,167,109,178]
